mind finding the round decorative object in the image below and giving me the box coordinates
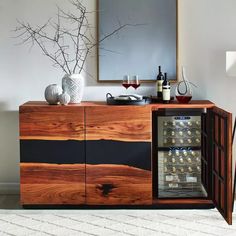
[59,92,70,105]
[62,74,84,104]
[44,84,63,105]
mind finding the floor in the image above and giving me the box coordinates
[0,195,235,236]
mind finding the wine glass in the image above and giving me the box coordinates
[130,75,140,89]
[122,75,130,89]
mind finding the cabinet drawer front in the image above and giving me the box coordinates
[20,105,85,205]
[86,106,152,205]
[21,163,85,205]
[20,106,84,140]
[86,106,151,142]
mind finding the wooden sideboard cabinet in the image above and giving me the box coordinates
[19,101,233,225]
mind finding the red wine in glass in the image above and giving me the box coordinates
[122,75,130,89]
[131,83,140,89]
[122,83,131,89]
[130,75,140,89]
[176,96,192,103]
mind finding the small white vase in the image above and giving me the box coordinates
[44,84,63,105]
[62,74,84,104]
[59,92,70,105]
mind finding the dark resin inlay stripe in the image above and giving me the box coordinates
[86,140,151,171]
[20,140,85,164]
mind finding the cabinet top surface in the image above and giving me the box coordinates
[20,100,215,109]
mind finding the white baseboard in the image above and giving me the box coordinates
[0,183,19,195]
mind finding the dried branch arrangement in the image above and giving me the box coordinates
[14,0,134,75]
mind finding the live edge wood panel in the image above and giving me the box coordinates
[19,105,85,205]
[86,106,152,205]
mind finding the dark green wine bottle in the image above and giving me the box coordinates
[156,66,164,98]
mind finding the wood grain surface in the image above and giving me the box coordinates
[212,107,232,225]
[19,106,84,141]
[86,106,152,142]
[151,100,215,109]
[20,163,85,205]
[21,100,215,109]
[86,164,152,205]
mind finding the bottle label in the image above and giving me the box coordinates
[162,89,170,101]
[157,80,163,92]
[186,177,197,183]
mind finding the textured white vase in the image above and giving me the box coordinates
[62,74,84,104]
[44,84,63,105]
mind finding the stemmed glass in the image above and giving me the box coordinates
[122,75,131,89]
[130,75,140,89]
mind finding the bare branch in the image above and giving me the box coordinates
[14,0,134,76]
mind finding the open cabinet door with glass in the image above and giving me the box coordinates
[152,108,232,225]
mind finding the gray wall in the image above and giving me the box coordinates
[0,0,236,192]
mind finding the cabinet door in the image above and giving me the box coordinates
[86,106,152,205]
[20,105,85,205]
[211,107,232,224]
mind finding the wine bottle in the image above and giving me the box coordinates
[156,66,164,98]
[162,73,171,103]
[188,167,193,172]
[196,138,200,143]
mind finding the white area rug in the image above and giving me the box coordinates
[0,208,235,236]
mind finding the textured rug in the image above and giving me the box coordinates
[0,208,235,236]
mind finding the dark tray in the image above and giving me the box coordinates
[106,93,151,105]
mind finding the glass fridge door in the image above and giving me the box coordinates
[157,115,207,198]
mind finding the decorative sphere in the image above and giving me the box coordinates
[44,84,63,105]
[59,92,71,105]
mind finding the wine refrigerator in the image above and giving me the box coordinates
[153,109,208,199]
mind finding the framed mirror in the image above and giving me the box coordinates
[97,0,178,83]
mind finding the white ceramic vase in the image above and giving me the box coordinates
[62,74,84,104]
